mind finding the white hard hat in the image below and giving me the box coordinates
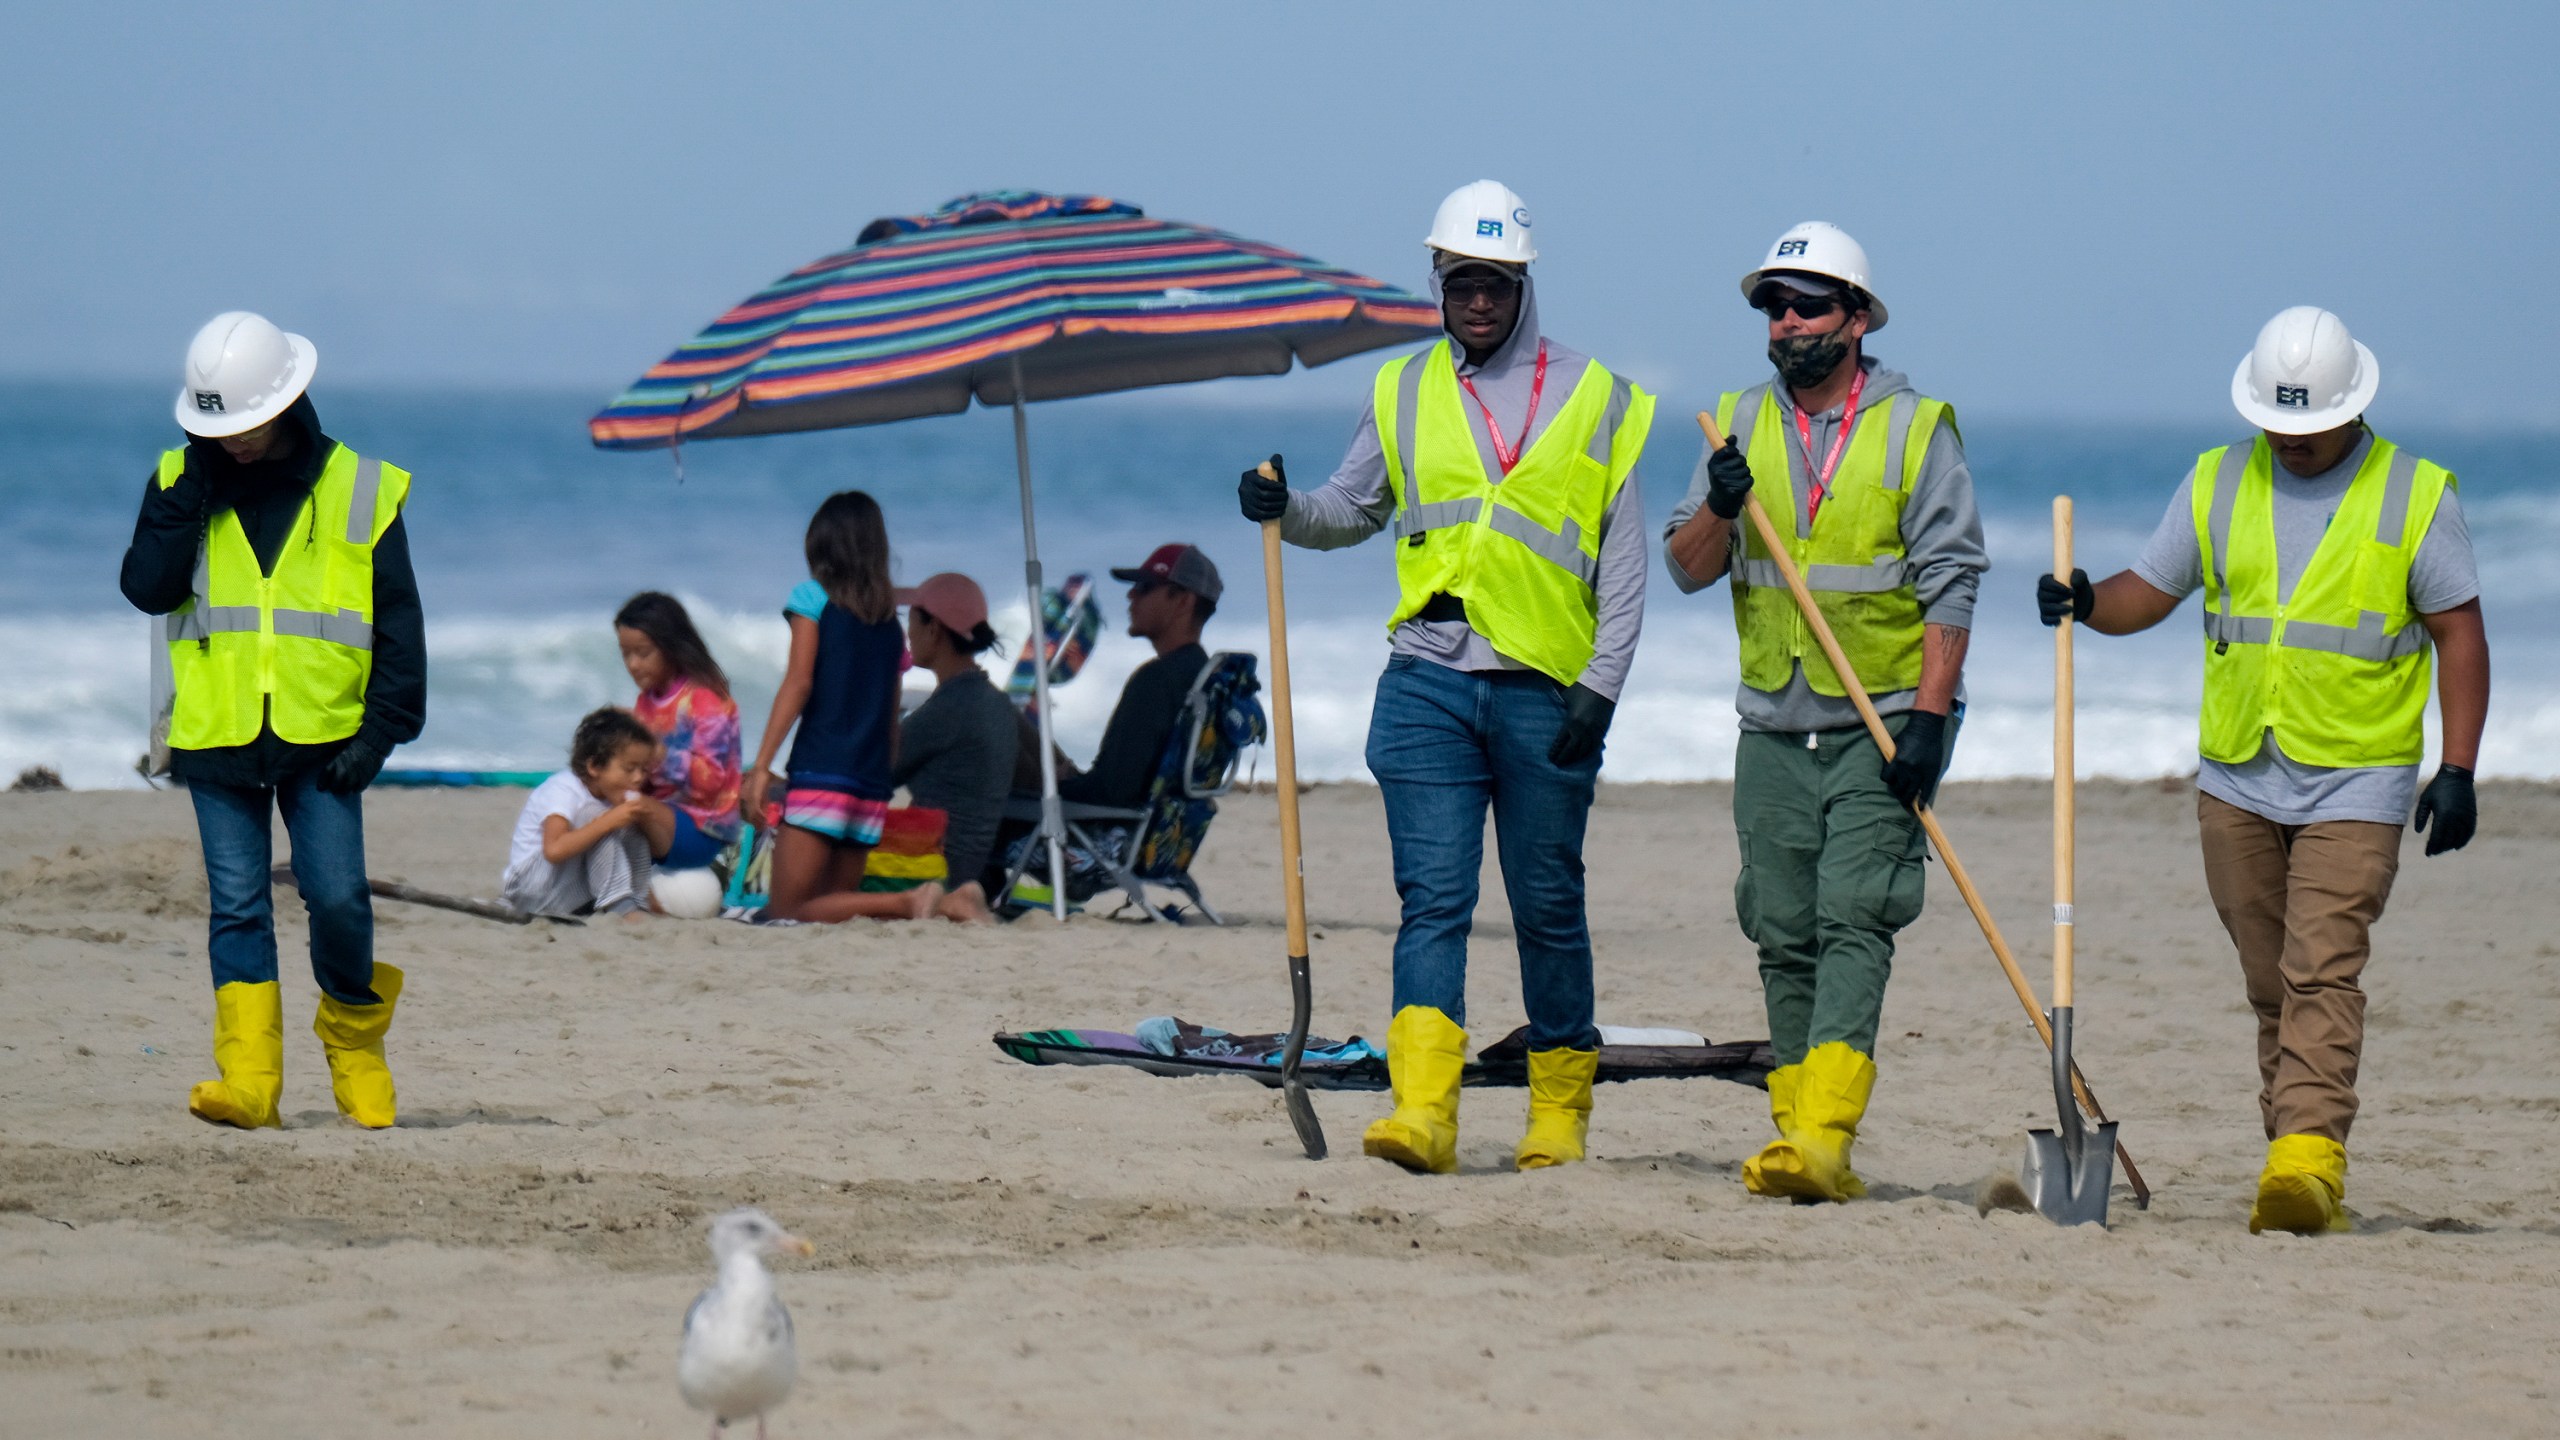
[2231,306,2377,434]
[175,311,316,437]
[1739,221,1887,330]
[1425,179,1536,265]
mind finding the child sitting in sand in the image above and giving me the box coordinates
[615,591,742,871]
[739,490,939,921]
[503,707,666,917]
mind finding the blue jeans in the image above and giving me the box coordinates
[1364,655,1602,1052]
[189,771,380,1003]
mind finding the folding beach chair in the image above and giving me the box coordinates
[999,650,1266,923]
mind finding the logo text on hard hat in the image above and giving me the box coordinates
[1776,239,1809,258]
[194,392,224,413]
[1476,219,1503,238]
[2275,385,2309,408]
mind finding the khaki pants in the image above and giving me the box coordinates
[2197,792,2401,1143]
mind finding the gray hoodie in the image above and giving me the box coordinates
[1662,357,1987,732]
[1277,269,1649,700]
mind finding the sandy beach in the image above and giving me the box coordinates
[4,778,2557,1437]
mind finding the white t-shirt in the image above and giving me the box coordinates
[501,769,653,916]
[2131,430,2478,826]
[508,770,606,876]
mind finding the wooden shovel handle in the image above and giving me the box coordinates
[1258,463,1308,959]
[2054,496,2075,1008]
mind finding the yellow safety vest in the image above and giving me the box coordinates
[158,443,410,749]
[1375,340,1653,685]
[1716,383,1953,697]
[2194,432,2450,768]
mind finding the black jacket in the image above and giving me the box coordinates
[118,394,427,788]
[1056,642,1206,809]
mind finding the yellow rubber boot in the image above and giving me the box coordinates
[312,963,403,1129]
[189,981,285,1129]
[1739,1062,1803,1195]
[1743,1042,1874,1201]
[1514,1046,1599,1170]
[2249,1133,2352,1235]
[1362,1006,1466,1174]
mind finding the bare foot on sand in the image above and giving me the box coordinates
[905,881,945,921]
[936,880,997,925]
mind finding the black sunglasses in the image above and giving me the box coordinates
[1127,578,1166,598]
[1442,271,1522,302]
[1751,288,1850,322]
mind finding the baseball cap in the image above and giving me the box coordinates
[894,573,989,635]
[1110,543,1223,603]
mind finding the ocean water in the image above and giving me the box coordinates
[5,380,2554,790]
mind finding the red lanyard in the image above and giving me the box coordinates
[1791,365,1867,523]
[1457,341,1548,475]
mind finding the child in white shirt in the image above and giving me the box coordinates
[503,708,666,917]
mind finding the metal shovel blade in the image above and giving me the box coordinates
[2023,1118,2119,1226]
[2021,1007,2117,1226]
[1279,951,1326,1159]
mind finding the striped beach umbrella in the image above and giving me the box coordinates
[589,189,1437,445]
[591,190,1441,918]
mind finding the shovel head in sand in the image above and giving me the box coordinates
[2023,1006,2117,1226]
[2024,496,2115,1226]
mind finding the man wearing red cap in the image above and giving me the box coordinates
[1052,543,1221,808]
[992,543,1221,895]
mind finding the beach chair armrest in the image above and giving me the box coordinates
[1001,796,1147,825]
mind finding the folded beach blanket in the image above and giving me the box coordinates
[994,1019,1772,1091]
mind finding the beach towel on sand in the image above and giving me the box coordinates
[994,1019,1772,1091]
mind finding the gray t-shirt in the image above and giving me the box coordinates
[893,669,1021,885]
[2131,430,2478,825]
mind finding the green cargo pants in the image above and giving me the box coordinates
[1732,711,1952,1066]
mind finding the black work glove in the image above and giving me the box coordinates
[1703,438,1755,520]
[1238,453,1289,523]
[163,448,214,520]
[2038,568,2094,627]
[318,734,392,794]
[1880,710,1949,812]
[2414,765,2476,856]
[1548,682,1615,767]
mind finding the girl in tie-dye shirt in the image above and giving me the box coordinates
[614,593,742,869]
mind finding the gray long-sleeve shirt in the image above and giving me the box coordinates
[1662,358,1988,732]
[1278,272,1650,700]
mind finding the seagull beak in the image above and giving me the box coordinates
[784,1234,815,1258]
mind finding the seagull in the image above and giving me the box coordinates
[679,1207,813,1440]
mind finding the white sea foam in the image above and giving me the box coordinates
[11,595,2546,790]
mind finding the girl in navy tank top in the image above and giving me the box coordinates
[742,491,941,921]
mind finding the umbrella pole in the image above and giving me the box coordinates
[1011,356,1070,921]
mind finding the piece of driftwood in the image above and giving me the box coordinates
[266,865,572,926]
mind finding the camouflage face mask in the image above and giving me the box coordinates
[1768,329,1854,391]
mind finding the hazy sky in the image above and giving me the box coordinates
[8,1,2552,422]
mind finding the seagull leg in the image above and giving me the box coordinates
[756,1419,768,1440]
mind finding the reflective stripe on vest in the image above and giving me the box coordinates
[156,443,410,748]
[1717,381,1952,698]
[1376,340,1654,685]
[2192,433,2448,767]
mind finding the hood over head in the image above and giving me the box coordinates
[1427,255,1541,371]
